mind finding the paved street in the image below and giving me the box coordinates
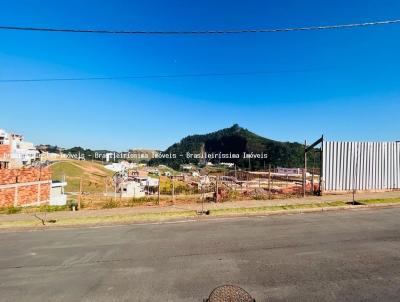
[0,208,399,301]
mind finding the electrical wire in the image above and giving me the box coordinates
[0,19,399,35]
[0,68,325,83]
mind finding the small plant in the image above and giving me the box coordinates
[67,200,79,211]
[5,206,22,215]
[125,197,158,207]
[38,205,68,212]
[253,194,267,200]
[102,199,120,209]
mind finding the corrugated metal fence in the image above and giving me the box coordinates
[322,141,400,191]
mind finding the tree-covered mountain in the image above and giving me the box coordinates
[149,124,313,170]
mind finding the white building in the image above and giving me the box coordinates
[50,181,68,206]
[220,162,235,168]
[104,161,136,172]
[0,129,10,145]
[132,176,159,187]
[119,181,145,198]
[181,164,195,171]
[276,167,304,175]
[0,129,39,167]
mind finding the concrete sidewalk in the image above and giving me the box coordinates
[1,191,400,223]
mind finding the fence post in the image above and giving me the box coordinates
[79,177,83,209]
[215,176,219,203]
[157,174,160,205]
[171,176,175,203]
[303,140,307,197]
[14,185,18,207]
[268,164,271,199]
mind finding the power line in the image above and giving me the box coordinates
[0,19,399,35]
[0,68,324,83]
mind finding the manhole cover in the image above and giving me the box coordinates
[205,285,255,302]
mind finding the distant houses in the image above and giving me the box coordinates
[0,128,67,207]
[104,161,137,172]
[276,167,304,175]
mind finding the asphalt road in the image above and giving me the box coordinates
[0,208,399,302]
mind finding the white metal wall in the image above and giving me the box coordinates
[322,141,400,191]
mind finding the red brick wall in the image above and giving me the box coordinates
[40,183,51,201]
[0,188,15,207]
[0,169,18,185]
[0,167,51,207]
[0,167,51,185]
[0,145,10,159]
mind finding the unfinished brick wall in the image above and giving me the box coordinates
[0,145,10,159]
[0,167,51,185]
[0,167,51,207]
[0,188,15,207]
[17,168,51,183]
[0,169,18,184]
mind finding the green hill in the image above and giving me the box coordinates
[150,124,312,170]
[50,160,114,193]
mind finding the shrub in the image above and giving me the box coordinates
[38,205,68,212]
[67,200,79,210]
[5,207,22,215]
[102,199,120,209]
[125,197,157,207]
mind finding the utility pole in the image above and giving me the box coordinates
[157,174,160,205]
[303,140,307,197]
[114,178,117,202]
[268,164,271,199]
[171,176,175,203]
[78,177,83,209]
[311,151,316,194]
[215,176,219,203]
[105,177,108,196]
[201,183,205,213]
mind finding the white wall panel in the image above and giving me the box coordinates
[322,141,400,191]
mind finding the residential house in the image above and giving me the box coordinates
[0,129,39,168]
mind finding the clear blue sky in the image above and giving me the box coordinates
[1,0,399,150]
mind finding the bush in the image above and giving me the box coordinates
[38,205,68,212]
[125,197,153,207]
[67,200,79,210]
[102,199,120,209]
[0,207,22,215]
[253,194,268,200]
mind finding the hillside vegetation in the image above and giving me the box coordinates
[150,124,317,170]
[50,160,114,193]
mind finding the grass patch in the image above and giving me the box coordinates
[0,210,198,228]
[210,201,348,216]
[37,205,69,212]
[358,197,400,204]
[125,197,158,207]
[50,160,114,193]
[0,207,23,215]
[102,199,121,209]
[2,197,400,229]
[0,205,68,215]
